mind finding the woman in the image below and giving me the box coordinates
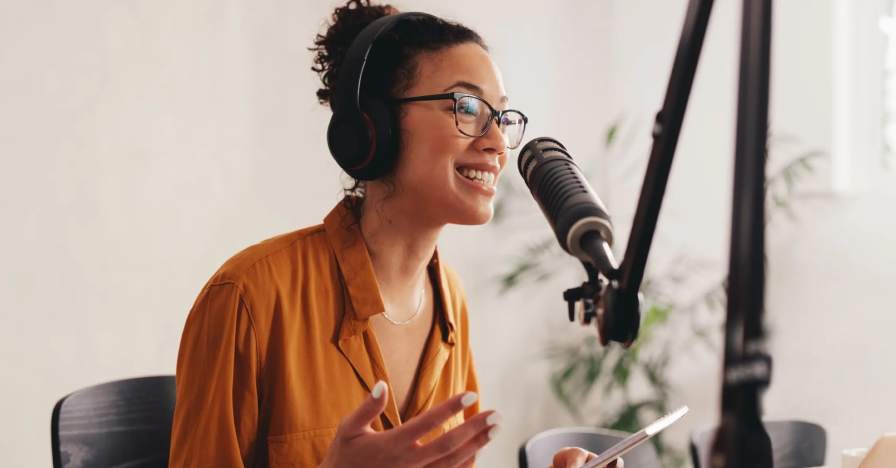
[169,2,614,467]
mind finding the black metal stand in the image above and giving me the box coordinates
[561,0,775,466]
[709,0,774,466]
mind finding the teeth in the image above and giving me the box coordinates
[457,167,496,187]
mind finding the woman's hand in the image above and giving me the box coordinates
[550,447,623,468]
[318,381,500,468]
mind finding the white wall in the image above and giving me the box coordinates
[0,0,612,466]
[0,1,340,466]
[2,1,892,467]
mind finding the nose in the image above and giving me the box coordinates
[474,117,507,155]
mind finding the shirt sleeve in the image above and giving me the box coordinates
[169,282,261,467]
[459,302,481,421]
[462,351,481,419]
[459,300,481,468]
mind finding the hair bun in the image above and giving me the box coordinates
[310,1,398,107]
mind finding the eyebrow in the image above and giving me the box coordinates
[443,80,509,105]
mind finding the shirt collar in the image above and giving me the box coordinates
[323,198,456,343]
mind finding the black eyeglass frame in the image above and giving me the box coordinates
[389,92,529,148]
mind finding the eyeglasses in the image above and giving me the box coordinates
[390,92,529,149]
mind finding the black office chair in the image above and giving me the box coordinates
[519,426,662,468]
[690,420,826,468]
[51,375,176,468]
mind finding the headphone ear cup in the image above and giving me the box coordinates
[327,112,371,179]
[355,96,398,180]
[326,98,396,181]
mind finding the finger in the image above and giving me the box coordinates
[439,452,477,468]
[608,457,623,468]
[398,391,479,443]
[551,447,590,468]
[416,410,499,464]
[423,422,495,468]
[457,454,476,468]
[338,380,389,437]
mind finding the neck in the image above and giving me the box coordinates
[358,189,443,295]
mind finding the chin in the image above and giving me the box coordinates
[450,203,494,225]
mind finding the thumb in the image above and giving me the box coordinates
[339,380,389,437]
[551,447,591,468]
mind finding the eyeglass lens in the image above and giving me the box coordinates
[455,95,526,149]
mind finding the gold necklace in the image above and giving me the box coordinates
[381,278,426,326]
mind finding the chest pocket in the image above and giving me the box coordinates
[267,427,337,468]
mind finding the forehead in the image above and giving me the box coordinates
[407,43,507,104]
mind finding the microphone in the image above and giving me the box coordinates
[517,137,619,278]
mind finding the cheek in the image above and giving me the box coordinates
[396,119,464,183]
[399,107,463,147]
[498,152,509,173]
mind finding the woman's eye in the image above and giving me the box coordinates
[459,102,478,115]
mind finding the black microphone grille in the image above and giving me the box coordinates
[518,137,573,185]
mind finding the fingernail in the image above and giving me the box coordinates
[371,380,386,399]
[461,392,478,408]
[486,412,501,426]
[488,425,499,440]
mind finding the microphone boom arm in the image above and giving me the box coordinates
[616,0,714,300]
[576,0,716,348]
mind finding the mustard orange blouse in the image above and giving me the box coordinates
[169,199,481,467]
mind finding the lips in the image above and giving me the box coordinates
[454,167,497,197]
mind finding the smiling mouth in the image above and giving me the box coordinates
[455,166,496,187]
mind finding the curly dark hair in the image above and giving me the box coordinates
[309,1,488,206]
[310,0,487,108]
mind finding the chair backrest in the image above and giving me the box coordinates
[519,426,663,468]
[51,375,176,468]
[690,420,826,468]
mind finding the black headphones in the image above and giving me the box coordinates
[327,12,436,181]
